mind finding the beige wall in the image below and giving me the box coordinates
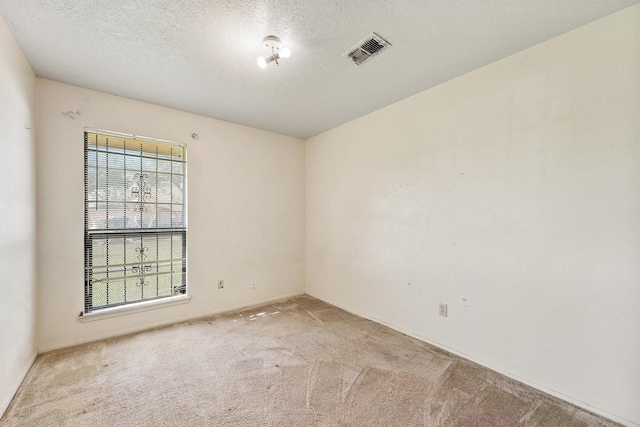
[306,5,640,426]
[0,16,37,417]
[36,79,305,351]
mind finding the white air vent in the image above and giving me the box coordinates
[344,32,392,66]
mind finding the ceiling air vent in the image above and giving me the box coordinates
[344,32,392,66]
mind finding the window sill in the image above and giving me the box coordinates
[78,295,191,323]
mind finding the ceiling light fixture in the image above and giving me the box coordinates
[257,36,291,69]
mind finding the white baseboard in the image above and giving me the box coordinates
[0,350,38,420]
[24,292,639,426]
[38,292,306,353]
[308,293,639,427]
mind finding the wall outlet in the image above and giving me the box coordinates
[251,279,256,289]
[439,303,448,317]
[218,280,224,289]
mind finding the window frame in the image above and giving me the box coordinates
[83,128,187,314]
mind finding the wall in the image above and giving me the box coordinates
[36,79,305,351]
[0,16,38,417]
[306,5,639,426]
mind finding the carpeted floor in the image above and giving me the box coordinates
[2,295,620,426]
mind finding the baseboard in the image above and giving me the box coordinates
[27,291,639,426]
[0,350,38,420]
[307,293,639,427]
[38,292,305,353]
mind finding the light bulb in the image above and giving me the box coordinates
[257,57,267,68]
[280,47,291,59]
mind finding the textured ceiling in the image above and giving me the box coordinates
[1,0,638,138]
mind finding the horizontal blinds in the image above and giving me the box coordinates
[85,131,185,159]
[84,130,187,313]
[85,132,186,231]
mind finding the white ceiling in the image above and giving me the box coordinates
[1,0,638,139]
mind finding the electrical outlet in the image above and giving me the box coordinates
[439,303,448,317]
[251,279,256,289]
[217,280,224,289]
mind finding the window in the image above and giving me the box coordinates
[84,130,186,313]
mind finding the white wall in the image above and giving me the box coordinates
[306,5,640,426]
[0,16,37,417]
[36,79,305,351]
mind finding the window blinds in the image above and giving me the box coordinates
[84,130,187,312]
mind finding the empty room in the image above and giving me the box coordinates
[1,1,639,426]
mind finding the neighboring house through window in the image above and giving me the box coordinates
[84,130,186,313]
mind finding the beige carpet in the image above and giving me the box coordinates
[2,295,620,426]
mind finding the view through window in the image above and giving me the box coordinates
[84,130,186,313]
